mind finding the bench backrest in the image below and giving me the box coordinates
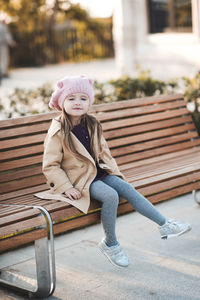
[92,94,200,166]
[1,94,199,201]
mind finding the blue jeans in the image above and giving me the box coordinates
[90,175,166,246]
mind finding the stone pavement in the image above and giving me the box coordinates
[0,192,200,300]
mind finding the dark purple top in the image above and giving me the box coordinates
[71,123,108,182]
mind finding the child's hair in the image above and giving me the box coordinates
[60,109,102,161]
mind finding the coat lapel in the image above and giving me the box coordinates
[50,118,97,166]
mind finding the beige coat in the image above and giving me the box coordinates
[39,118,125,213]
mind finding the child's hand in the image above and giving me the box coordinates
[64,188,81,200]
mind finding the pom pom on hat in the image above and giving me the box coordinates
[49,75,94,111]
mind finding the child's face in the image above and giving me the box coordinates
[63,93,90,119]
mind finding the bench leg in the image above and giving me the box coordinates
[193,190,200,205]
[0,205,56,298]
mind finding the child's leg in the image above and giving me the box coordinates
[102,175,166,226]
[90,180,119,246]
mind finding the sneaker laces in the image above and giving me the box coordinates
[108,245,125,259]
[166,219,182,230]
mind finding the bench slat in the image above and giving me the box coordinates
[0,229,47,253]
[0,175,45,193]
[120,147,200,170]
[0,166,42,183]
[108,124,196,148]
[126,160,200,183]
[0,198,62,217]
[133,166,200,188]
[0,155,42,172]
[116,140,200,165]
[91,94,184,112]
[0,207,38,226]
[0,200,70,221]
[147,181,200,203]
[104,115,193,139]
[111,131,198,157]
[127,162,200,182]
[0,112,58,128]
[125,150,200,176]
[0,184,47,201]
[0,144,43,161]
[0,215,46,237]
[102,108,189,131]
[128,151,200,174]
[0,133,46,150]
[0,205,42,218]
[0,122,50,139]
[96,99,187,122]
[135,171,200,195]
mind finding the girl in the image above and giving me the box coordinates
[43,75,191,268]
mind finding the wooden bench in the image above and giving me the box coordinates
[1,93,200,297]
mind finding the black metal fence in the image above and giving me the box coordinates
[10,25,114,68]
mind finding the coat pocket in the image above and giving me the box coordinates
[62,158,84,171]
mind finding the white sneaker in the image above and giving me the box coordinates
[159,219,192,239]
[98,239,130,267]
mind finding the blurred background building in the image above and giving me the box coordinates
[113,0,200,76]
[0,0,199,80]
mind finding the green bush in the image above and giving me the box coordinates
[94,68,178,103]
[1,69,199,136]
[0,83,53,119]
[182,72,200,134]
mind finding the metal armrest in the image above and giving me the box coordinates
[0,204,56,298]
[193,190,200,205]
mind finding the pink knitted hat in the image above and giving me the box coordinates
[49,75,94,111]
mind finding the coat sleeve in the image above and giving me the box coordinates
[42,132,73,194]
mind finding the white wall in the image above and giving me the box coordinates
[113,0,148,75]
[192,0,200,39]
[113,0,200,76]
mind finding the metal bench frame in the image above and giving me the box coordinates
[193,190,200,205]
[0,204,56,298]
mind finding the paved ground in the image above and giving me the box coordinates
[0,192,200,300]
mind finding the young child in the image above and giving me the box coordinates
[43,75,191,268]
